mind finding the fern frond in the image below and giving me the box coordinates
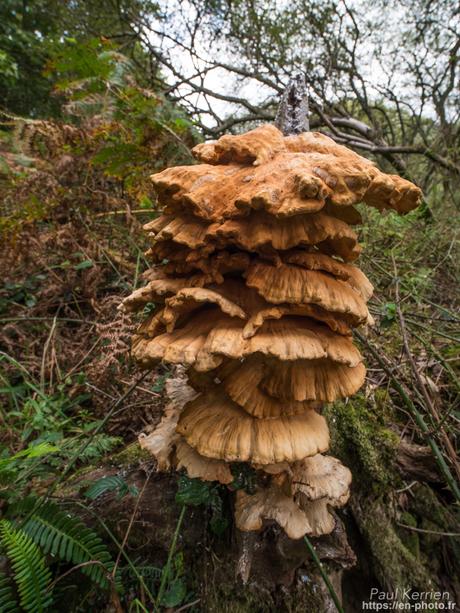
[21,501,118,590]
[0,520,52,613]
[78,434,121,460]
[85,475,138,500]
[0,571,20,612]
[60,434,121,463]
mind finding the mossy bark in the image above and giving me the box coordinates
[60,394,459,612]
[326,395,459,609]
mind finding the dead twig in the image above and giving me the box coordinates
[396,523,460,538]
[175,598,202,612]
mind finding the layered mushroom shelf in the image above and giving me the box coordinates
[121,124,422,539]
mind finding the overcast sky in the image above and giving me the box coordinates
[143,0,454,128]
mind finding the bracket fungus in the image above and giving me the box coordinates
[123,122,421,541]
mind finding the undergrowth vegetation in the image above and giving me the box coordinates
[0,37,205,611]
[0,28,458,613]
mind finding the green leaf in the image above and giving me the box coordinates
[139,195,153,209]
[173,117,190,131]
[175,475,215,506]
[24,294,37,308]
[0,442,60,471]
[151,375,167,393]
[73,259,93,270]
[209,511,228,536]
[381,302,397,327]
[76,372,87,384]
[161,577,186,608]
[24,443,61,459]
[91,143,140,177]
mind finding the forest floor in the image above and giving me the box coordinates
[0,123,459,612]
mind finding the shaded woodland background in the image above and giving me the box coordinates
[0,1,459,611]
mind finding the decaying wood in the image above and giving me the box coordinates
[396,440,441,483]
[275,73,310,135]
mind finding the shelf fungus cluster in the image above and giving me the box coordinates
[122,124,422,540]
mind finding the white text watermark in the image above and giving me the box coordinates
[361,589,456,611]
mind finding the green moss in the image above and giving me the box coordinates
[397,512,420,559]
[56,462,106,496]
[355,498,433,597]
[57,443,150,496]
[109,442,151,467]
[201,562,325,613]
[411,484,454,528]
[204,584,274,613]
[325,396,439,596]
[325,395,400,493]
[409,484,460,576]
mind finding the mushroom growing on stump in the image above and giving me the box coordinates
[122,94,422,544]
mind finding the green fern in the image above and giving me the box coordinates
[20,500,119,590]
[60,434,121,463]
[0,520,52,612]
[0,571,20,612]
[85,475,138,500]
